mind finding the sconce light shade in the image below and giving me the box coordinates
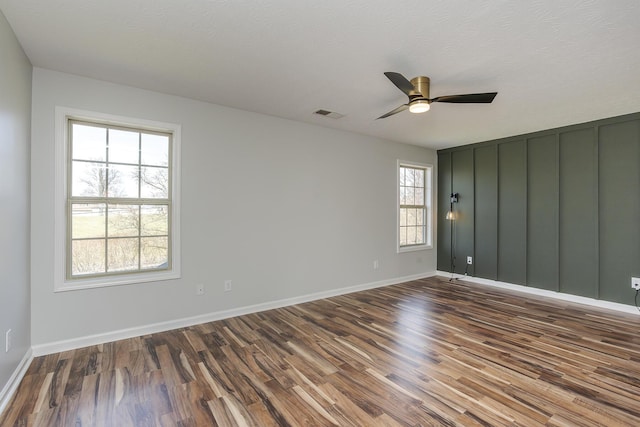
[446,210,455,220]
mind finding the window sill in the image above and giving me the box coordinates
[398,244,432,254]
[55,269,180,292]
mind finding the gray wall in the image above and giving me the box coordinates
[438,113,640,305]
[30,68,437,346]
[0,10,32,398]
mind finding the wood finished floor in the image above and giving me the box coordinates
[2,276,640,426]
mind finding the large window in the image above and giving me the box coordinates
[398,161,432,251]
[55,108,181,291]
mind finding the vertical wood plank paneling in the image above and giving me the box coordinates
[437,153,452,271]
[474,145,498,280]
[598,120,640,304]
[452,150,474,275]
[527,135,559,291]
[559,128,598,298]
[498,140,527,285]
[438,113,640,307]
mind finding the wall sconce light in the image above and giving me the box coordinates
[446,192,459,220]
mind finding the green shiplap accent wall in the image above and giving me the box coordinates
[474,145,498,279]
[559,128,598,298]
[452,150,474,275]
[498,140,527,285]
[598,121,640,303]
[527,135,559,291]
[437,112,640,306]
[437,153,452,272]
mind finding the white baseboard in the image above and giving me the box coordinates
[0,348,33,416]
[32,271,437,357]
[436,271,639,315]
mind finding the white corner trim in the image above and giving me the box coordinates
[436,271,639,315]
[32,271,438,357]
[0,348,34,416]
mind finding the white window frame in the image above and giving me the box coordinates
[397,160,433,253]
[54,107,181,291]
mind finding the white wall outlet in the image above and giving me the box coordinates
[196,284,205,295]
[631,277,640,290]
[5,329,12,353]
[467,256,473,265]
[373,260,379,270]
[224,280,232,292]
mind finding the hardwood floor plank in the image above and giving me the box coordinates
[3,276,640,426]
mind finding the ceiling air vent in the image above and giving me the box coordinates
[314,109,344,119]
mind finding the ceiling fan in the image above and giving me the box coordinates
[377,72,497,119]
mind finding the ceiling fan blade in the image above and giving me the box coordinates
[384,72,415,97]
[431,92,497,103]
[377,104,409,119]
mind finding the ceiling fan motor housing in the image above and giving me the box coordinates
[410,76,430,99]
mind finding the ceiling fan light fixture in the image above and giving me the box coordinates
[409,100,430,114]
[378,72,497,119]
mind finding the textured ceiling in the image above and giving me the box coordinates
[1,0,639,149]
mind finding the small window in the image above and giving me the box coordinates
[398,161,432,252]
[55,108,181,291]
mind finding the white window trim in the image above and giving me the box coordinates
[397,159,433,253]
[54,106,181,292]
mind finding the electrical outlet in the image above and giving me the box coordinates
[5,329,12,353]
[224,280,232,292]
[373,260,379,270]
[632,277,640,290]
[467,256,473,265]
[196,284,205,295]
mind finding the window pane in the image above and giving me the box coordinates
[416,208,424,226]
[415,187,424,205]
[72,161,107,197]
[407,208,417,226]
[407,226,417,245]
[67,118,175,282]
[141,167,169,198]
[405,168,415,186]
[141,134,169,166]
[107,238,139,272]
[399,164,430,248]
[141,205,168,236]
[416,226,425,244]
[109,164,139,198]
[415,169,424,187]
[108,205,140,237]
[108,129,139,164]
[72,204,106,238]
[405,188,415,205]
[141,236,168,269]
[72,124,106,162]
[72,239,105,276]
